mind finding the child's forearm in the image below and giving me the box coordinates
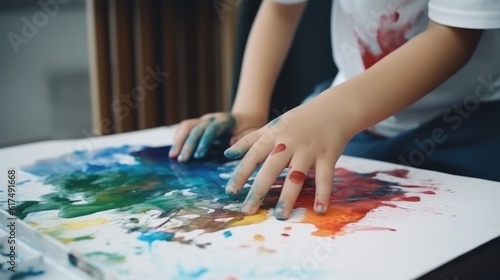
[231,1,306,122]
[316,21,483,137]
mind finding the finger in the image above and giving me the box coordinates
[274,153,314,220]
[178,120,211,162]
[313,157,336,214]
[225,136,272,197]
[230,128,259,145]
[169,119,199,158]
[194,121,219,159]
[239,142,292,214]
[195,115,237,158]
[224,129,261,160]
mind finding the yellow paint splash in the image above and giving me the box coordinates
[253,234,265,242]
[226,209,267,227]
[61,218,108,230]
[27,221,40,227]
[58,235,95,245]
[257,246,276,254]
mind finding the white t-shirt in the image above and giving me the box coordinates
[272,0,500,136]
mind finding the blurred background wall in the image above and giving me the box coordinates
[0,0,335,148]
[0,0,91,147]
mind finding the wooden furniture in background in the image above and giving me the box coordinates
[87,0,237,135]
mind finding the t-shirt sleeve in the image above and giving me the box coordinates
[268,0,308,4]
[428,0,500,29]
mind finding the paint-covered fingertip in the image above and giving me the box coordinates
[177,153,189,162]
[314,202,327,214]
[314,207,327,214]
[240,203,257,215]
[224,186,239,196]
[168,148,177,158]
[224,149,241,159]
[274,201,289,220]
[193,150,204,159]
[274,211,289,221]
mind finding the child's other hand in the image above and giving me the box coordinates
[223,100,354,220]
[170,112,266,162]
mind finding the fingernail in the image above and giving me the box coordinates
[224,149,242,159]
[240,194,255,213]
[225,180,238,195]
[193,151,203,159]
[314,201,326,214]
[274,201,288,220]
[169,145,177,157]
[241,202,256,214]
[177,153,186,162]
[225,186,238,195]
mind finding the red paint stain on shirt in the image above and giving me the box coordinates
[355,11,413,69]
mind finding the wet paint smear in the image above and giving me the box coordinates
[85,252,126,264]
[15,145,433,247]
[138,231,175,247]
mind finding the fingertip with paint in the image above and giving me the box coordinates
[168,145,177,157]
[194,146,207,159]
[241,203,256,214]
[314,201,326,214]
[224,149,242,159]
[177,152,188,162]
[225,182,239,196]
[274,201,289,220]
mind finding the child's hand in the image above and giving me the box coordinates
[170,112,266,162]
[223,100,354,220]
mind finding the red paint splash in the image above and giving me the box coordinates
[270,143,286,155]
[402,196,420,202]
[289,171,306,184]
[421,191,436,195]
[263,168,433,237]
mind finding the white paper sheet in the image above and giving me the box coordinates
[1,126,499,280]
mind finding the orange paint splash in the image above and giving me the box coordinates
[263,168,432,237]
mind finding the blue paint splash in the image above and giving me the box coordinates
[138,231,175,247]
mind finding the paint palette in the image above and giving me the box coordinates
[1,128,500,280]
